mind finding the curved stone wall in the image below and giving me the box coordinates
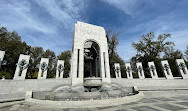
[111,78,188,90]
[0,78,188,102]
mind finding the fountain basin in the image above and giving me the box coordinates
[84,77,102,86]
[79,92,101,100]
[54,93,72,101]
[32,88,136,101]
[26,92,144,108]
[29,84,143,108]
[107,90,125,98]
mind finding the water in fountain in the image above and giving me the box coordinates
[32,83,136,101]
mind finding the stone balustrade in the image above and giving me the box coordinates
[0,50,188,80]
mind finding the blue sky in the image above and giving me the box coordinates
[0,0,188,61]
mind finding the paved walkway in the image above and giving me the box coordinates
[0,91,188,111]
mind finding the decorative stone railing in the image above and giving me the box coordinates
[136,62,145,79]
[0,51,5,69]
[149,65,156,76]
[38,58,49,79]
[137,66,143,76]
[125,63,133,79]
[16,59,29,76]
[163,64,171,76]
[13,54,30,80]
[1,50,188,80]
[56,60,65,79]
[58,64,64,75]
[41,62,48,72]
[148,62,158,79]
[179,62,186,74]
[176,59,188,79]
[161,60,174,79]
[114,63,121,78]
[0,58,7,69]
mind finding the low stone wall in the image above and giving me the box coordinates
[1,78,188,94]
[0,79,71,94]
[0,78,188,102]
[0,78,71,102]
[25,92,144,108]
[111,78,188,91]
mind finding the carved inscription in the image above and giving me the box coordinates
[76,27,102,36]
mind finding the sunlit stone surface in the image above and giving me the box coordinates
[161,60,174,79]
[125,63,133,79]
[114,63,121,78]
[38,58,49,79]
[148,61,158,79]
[13,54,30,80]
[176,59,188,79]
[70,21,111,86]
[136,62,145,79]
[56,60,65,79]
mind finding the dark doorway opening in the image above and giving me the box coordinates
[84,41,100,78]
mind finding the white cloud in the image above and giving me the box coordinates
[102,0,150,16]
[170,30,188,52]
[0,0,87,34]
[0,0,56,34]
[34,0,86,29]
[1,0,187,60]
[116,13,188,61]
[117,41,137,62]
[0,0,87,54]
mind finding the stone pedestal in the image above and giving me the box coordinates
[161,60,174,79]
[56,60,65,79]
[176,59,188,79]
[13,54,30,80]
[25,91,32,99]
[38,58,49,79]
[84,77,102,86]
[114,63,121,78]
[125,63,133,79]
[0,51,5,68]
[136,62,145,79]
[148,62,158,79]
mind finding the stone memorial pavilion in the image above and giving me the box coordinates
[0,22,188,110]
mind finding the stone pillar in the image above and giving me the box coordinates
[71,48,84,86]
[79,48,84,79]
[125,63,133,79]
[71,49,78,79]
[114,63,121,78]
[38,58,49,79]
[105,51,111,79]
[148,62,158,79]
[101,52,106,80]
[90,62,92,77]
[56,60,64,79]
[161,60,174,79]
[0,51,5,68]
[136,62,145,79]
[13,54,30,80]
[101,51,111,83]
[176,59,188,79]
[95,58,98,77]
